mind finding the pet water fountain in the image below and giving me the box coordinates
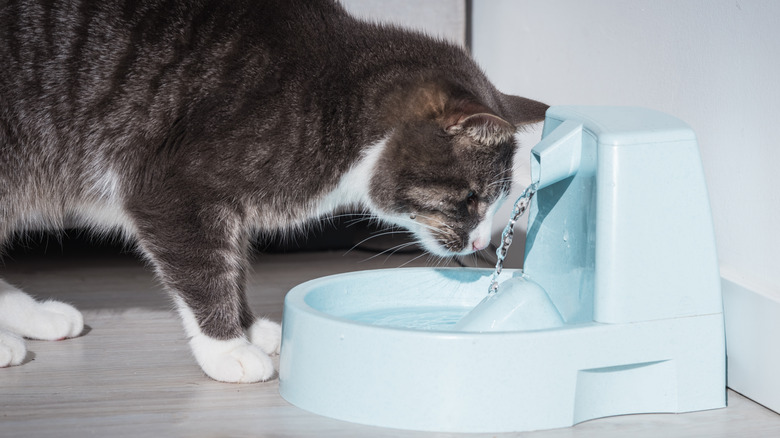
[278,106,726,433]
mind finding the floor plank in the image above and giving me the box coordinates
[2,250,780,437]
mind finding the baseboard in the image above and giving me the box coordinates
[722,272,780,413]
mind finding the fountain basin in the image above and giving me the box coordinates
[278,267,725,433]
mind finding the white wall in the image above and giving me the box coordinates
[472,0,780,411]
[339,0,466,45]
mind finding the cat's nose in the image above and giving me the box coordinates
[469,220,493,253]
[472,238,490,252]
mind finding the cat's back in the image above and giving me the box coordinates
[0,0,348,174]
[0,0,323,131]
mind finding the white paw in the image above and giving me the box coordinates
[0,286,84,341]
[247,318,282,355]
[25,300,85,341]
[0,330,27,367]
[190,336,275,383]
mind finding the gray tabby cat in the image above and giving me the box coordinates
[0,0,547,382]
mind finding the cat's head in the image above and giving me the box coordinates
[369,87,548,257]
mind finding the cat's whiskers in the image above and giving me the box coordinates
[344,217,371,228]
[396,251,428,269]
[487,175,514,192]
[464,249,488,268]
[491,167,513,180]
[359,241,420,264]
[344,228,410,256]
[431,253,455,269]
[487,177,513,189]
[328,211,460,262]
[387,241,420,256]
[486,167,515,190]
[326,212,372,222]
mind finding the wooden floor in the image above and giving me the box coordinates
[2,248,780,438]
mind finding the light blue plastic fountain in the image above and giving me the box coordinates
[278,106,726,433]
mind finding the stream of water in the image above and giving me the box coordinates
[487,182,539,295]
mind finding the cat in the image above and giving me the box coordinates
[0,0,548,382]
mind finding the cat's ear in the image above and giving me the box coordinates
[499,93,549,127]
[445,112,516,146]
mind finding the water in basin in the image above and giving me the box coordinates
[345,306,471,331]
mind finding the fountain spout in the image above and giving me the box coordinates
[531,119,583,189]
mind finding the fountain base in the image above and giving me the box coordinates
[278,267,725,433]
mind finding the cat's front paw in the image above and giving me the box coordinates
[190,336,275,383]
[247,318,281,355]
[27,300,85,341]
[0,330,27,367]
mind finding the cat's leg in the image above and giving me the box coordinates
[132,205,274,383]
[0,279,84,341]
[0,329,26,367]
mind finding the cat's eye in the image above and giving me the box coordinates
[466,190,478,211]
